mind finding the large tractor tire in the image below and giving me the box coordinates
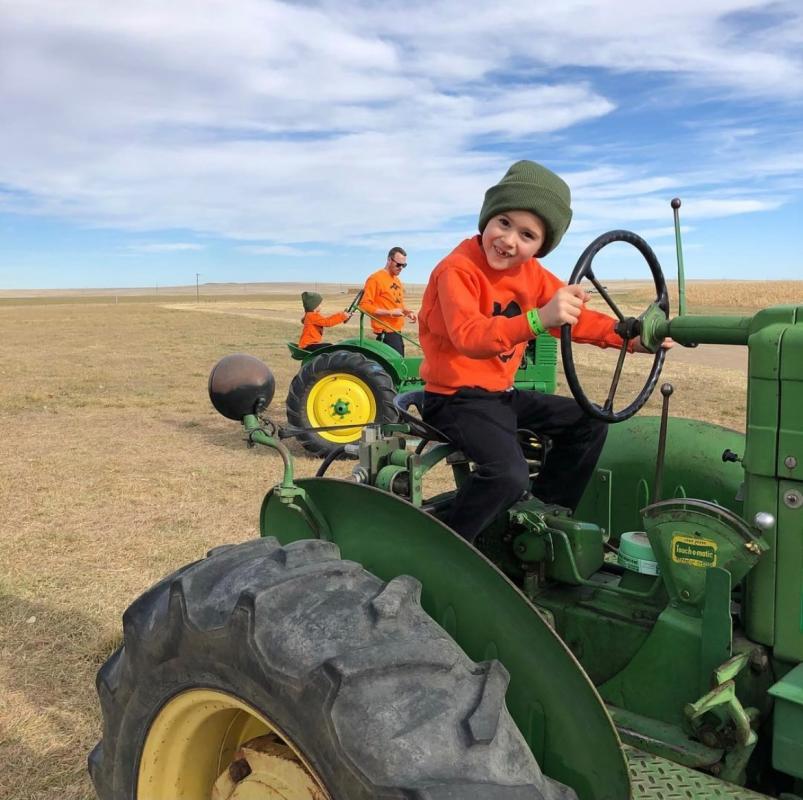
[286,350,398,457]
[89,537,575,800]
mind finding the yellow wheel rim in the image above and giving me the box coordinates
[306,373,377,443]
[137,688,330,799]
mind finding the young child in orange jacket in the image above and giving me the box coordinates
[297,292,352,351]
[418,160,671,543]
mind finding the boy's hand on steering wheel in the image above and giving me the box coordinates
[539,285,588,328]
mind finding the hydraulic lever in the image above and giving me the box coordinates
[653,383,673,503]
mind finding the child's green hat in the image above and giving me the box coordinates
[478,160,572,257]
[301,291,322,312]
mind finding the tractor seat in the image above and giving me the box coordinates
[286,342,309,361]
[392,391,451,444]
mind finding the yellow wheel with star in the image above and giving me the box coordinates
[286,350,398,457]
[305,372,377,444]
[89,538,561,800]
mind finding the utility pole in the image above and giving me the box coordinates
[195,273,200,303]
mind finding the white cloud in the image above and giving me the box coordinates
[128,242,204,253]
[0,0,801,257]
[237,244,325,256]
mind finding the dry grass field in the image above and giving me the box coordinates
[0,280,799,799]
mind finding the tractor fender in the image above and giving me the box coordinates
[260,478,630,800]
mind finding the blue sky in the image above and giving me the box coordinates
[1,1,802,290]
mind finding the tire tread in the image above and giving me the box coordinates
[91,538,575,800]
[285,350,398,457]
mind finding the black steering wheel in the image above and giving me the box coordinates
[560,230,669,423]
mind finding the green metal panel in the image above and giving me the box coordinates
[700,567,734,695]
[743,308,801,650]
[547,516,604,581]
[515,334,559,393]
[600,606,703,725]
[748,305,800,336]
[779,319,803,481]
[399,355,423,384]
[768,663,803,779]
[772,314,803,661]
[744,475,779,647]
[744,323,785,479]
[534,586,656,685]
[774,479,803,662]
[576,417,745,542]
[260,478,631,800]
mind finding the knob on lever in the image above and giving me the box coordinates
[653,383,673,503]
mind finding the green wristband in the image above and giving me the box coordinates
[527,308,546,336]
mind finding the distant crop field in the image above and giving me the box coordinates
[627,279,803,313]
[0,281,796,799]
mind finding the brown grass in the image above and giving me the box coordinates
[0,282,777,798]
[626,279,803,314]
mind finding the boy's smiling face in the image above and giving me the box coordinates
[481,210,546,271]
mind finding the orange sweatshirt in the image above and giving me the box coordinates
[419,236,629,394]
[361,268,405,333]
[298,310,348,349]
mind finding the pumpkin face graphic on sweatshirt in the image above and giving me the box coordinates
[492,300,522,362]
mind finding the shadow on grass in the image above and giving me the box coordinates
[0,589,117,800]
[162,416,337,485]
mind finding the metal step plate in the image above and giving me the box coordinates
[626,746,771,799]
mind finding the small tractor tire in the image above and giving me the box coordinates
[89,537,573,800]
[286,350,398,457]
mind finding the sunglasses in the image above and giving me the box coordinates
[391,259,407,268]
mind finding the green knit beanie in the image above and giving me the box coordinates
[478,160,572,257]
[301,291,322,312]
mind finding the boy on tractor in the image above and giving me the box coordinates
[418,159,673,542]
[297,290,353,351]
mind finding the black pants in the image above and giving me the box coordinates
[303,342,329,352]
[423,388,608,543]
[376,331,404,356]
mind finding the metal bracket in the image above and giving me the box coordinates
[684,663,758,785]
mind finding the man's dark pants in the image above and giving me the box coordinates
[376,331,404,356]
[423,388,608,543]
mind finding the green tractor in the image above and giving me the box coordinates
[89,207,803,800]
[285,289,558,457]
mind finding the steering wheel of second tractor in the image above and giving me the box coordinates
[559,229,669,423]
[346,288,365,315]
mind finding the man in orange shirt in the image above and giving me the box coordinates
[361,247,417,355]
[297,291,352,351]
